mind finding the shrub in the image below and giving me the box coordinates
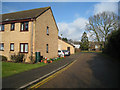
[0,55,7,61]
[103,28,120,59]
[11,53,25,63]
[29,55,35,64]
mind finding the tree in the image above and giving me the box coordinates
[80,32,89,50]
[86,11,118,43]
[62,37,68,42]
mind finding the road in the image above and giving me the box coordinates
[32,52,120,88]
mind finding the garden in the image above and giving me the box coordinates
[1,53,65,78]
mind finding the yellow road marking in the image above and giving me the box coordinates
[30,60,77,88]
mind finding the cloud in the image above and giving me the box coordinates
[94,2,118,15]
[57,17,88,41]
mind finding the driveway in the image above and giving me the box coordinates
[37,52,120,88]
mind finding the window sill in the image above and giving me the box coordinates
[0,31,4,32]
[20,30,29,32]
[20,52,28,53]
[11,30,15,31]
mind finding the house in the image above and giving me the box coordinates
[0,7,58,62]
[70,41,80,49]
[58,36,75,54]
[89,41,102,51]
[73,44,80,49]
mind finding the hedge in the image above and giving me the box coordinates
[103,28,120,59]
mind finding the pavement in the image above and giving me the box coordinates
[35,52,120,88]
[2,52,120,88]
[2,53,79,89]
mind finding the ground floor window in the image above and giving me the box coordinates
[20,43,28,53]
[0,24,4,31]
[46,44,48,53]
[10,43,14,51]
[0,43,4,51]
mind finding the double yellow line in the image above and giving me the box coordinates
[30,60,77,88]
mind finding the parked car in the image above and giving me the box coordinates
[58,50,64,57]
[62,50,70,56]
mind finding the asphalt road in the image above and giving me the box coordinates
[2,53,77,88]
[36,52,120,88]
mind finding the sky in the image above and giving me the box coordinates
[1,1,119,41]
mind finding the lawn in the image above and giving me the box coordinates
[2,62,48,78]
[2,57,64,78]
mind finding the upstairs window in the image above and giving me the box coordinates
[47,26,49,35]
[0,24,4,31]
[21,22,29,31]
[0,43,4,51]
[10,43,14,51]
[20,43,28,53]
[11,23,15,31]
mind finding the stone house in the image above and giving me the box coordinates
[58,36,75,54]
[0,7,58,62]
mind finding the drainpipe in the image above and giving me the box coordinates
[31,19,34,56]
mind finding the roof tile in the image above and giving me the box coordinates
[2,7,50,22]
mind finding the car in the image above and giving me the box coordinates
[58,50,64,57]
[62,50,70,56]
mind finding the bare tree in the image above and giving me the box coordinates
[86,11,118,43]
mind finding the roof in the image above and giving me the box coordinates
[1,7,50,22]
[58,36,75,48]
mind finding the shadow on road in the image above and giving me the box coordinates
[87,53,120,88]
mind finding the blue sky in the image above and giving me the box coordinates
[2,2,96,23]
[2,2,118,41]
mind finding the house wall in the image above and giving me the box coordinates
[58,39,75,54]
[35,9,58,59]
[0,21,33,62]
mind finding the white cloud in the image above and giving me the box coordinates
[74,13,80,18]
[94,2,118,15]
[57,17,88,41]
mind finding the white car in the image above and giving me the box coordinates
[62,50,70,56]
[58,50,64,57]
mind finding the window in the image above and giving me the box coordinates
[0,43,4,51]
[46,44,48,53]
[46,26,49,35]
[0,24,4,31]
[10,43,14,51]
[20,43,28,53]
[11,23,15,31]
[21,22,29,31]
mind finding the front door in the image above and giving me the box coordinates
[67,47,70,51]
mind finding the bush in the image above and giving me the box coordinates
[0,55,7,61]
[103,28,120,59]
[11,53,25,63]
[29,55,35,64]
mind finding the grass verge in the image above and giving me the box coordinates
[2,62,48,78]
[2,57,65,78]
[81,50,102,53]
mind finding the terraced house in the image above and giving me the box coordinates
[0,7,58,62]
